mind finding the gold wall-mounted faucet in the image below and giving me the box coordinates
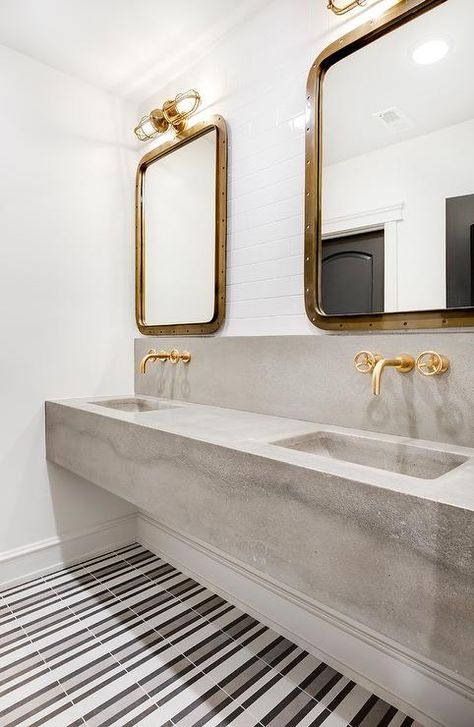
[371,355,415,396]
[353,350,414,396]
[139,348,191,374]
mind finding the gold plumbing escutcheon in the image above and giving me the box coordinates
[415,351,449,377]
[353,350,382,373]
[139,348,191,374]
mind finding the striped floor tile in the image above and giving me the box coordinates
[0,543,423,727]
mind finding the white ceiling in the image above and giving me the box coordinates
[323,0,474,165]
[0,0,270,99]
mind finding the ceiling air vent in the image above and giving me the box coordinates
[373,106,412,134]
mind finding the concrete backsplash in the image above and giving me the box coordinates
[135,332,474,447]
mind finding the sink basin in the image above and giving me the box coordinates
[273,431,467,479]
[91,397,178,413]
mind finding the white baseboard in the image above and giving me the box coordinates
[0,513,137,588]
[137,511,474,727]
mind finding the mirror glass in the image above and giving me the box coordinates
[321,0,474,316]
[143,128,217,325]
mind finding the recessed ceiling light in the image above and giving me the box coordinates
[412,39,449,65]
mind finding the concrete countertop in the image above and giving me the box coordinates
[47,394,474,512]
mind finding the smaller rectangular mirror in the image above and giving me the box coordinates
[136,116,227,335]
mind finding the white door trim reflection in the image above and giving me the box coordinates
[322,202,405,312]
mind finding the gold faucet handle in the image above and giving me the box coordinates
[353,350,381,373]
[168,349,192,364]
[415,351,449,376]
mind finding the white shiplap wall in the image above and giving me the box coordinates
[135,0,395,335]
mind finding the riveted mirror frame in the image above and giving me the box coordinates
[304,0,474,331]
[136,115,227,336]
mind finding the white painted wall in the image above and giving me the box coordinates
[323,117,474,312]
[0,43,137,559]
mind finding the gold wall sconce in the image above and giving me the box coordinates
[327,0,367,15]
[139,348,191,374]
[134,89,201,141]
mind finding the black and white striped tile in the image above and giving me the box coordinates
[0,543,423,727]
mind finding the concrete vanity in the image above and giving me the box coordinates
[45,393,474,686]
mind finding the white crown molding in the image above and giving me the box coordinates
[323,202,405,238]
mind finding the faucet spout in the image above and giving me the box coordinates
[139,350,158,374]
[371,354,415,396]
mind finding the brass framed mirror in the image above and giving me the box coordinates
[305,0,474,330]
[136,115,227,335]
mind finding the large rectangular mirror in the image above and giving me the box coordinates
[305,0,474,330]
[136,116,227,335]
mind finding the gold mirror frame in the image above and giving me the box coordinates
[136,115,227,335]
[304,0,474,331]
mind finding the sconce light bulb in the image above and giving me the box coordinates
[175,89,201,117]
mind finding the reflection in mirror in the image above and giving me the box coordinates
[144,129,216,325]
[321,0,474,316]
[136,118,227,335]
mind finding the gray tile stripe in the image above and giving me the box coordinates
[82,684,149,726]
[23,698,83,727]
[120,704,161,727]
[107,574,150,595]
[214,612,259,639]
[42,564,86,582]
[123,551,157,566]
[0,661,51,700]
[89,608,139,639]
[0,649,45,688]
[59,653,119,695]
[289,680,356,727]
[111,627,164,664]
[261,685,318,727]
[184,628,235,665]
[70,667,130,705]
[99,613,151,646]
[201,634,304,713]
[69,588,116,615]
[197,626,267,671]
[0,545,417,727]
[378,704,399,726]
[167,604,235,647]
[181,689,236,727]
[7,587,59,612]
[142,656,197,699]
[1,680,68,727]
[40,626,95,662]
